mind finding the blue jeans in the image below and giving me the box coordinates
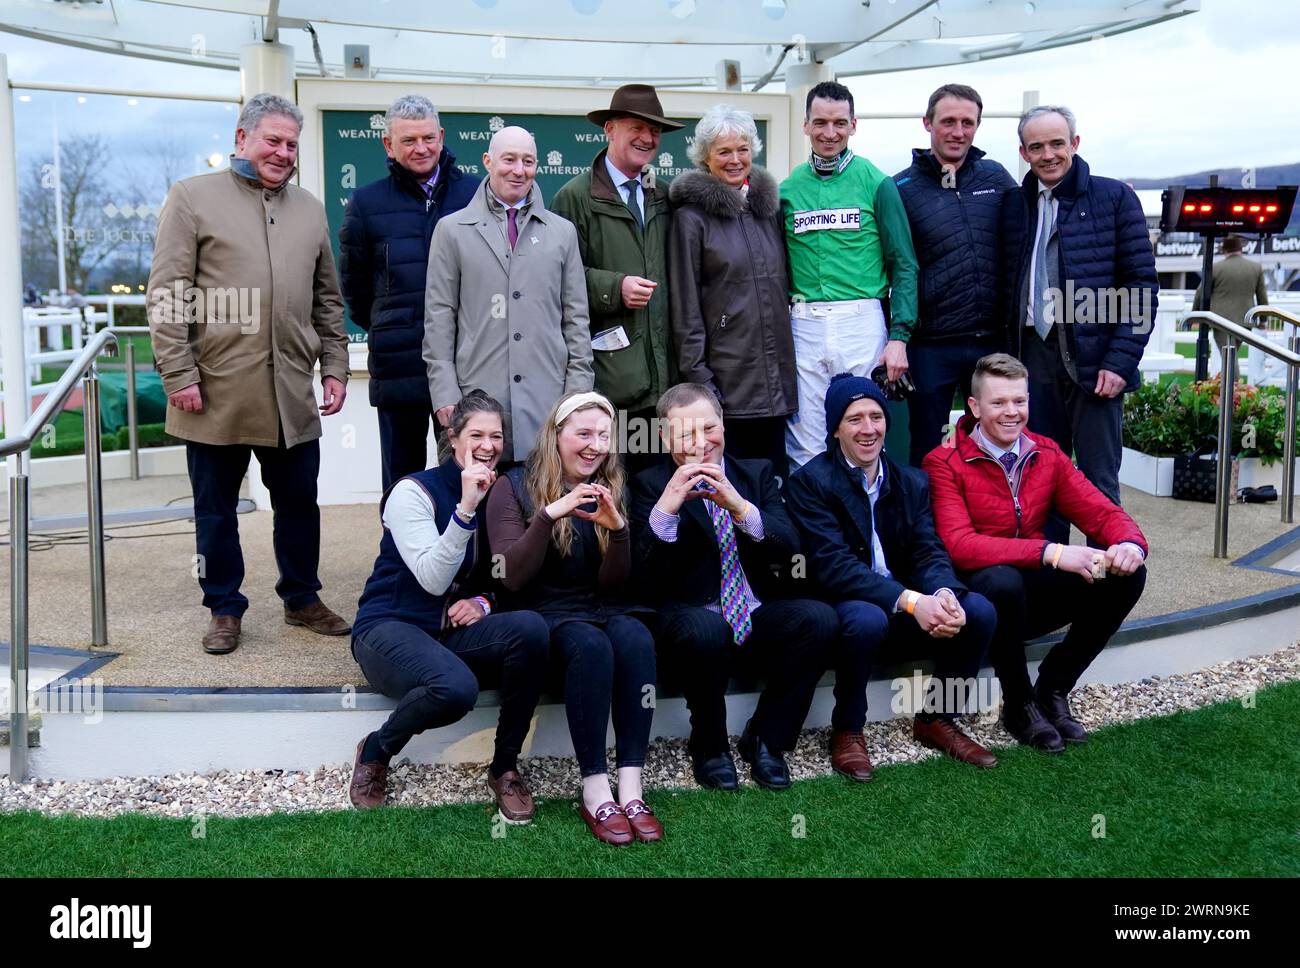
[831,591,996,730]
[352,611,550,762]
[906,337,999,466]
[551,615,657,777]
[186,437,322,616]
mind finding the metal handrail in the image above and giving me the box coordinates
[1244,307,1300,527]
[4,329,118,780]
[1183,312,1300,558]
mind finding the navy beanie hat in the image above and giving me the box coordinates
[823,371,890,447]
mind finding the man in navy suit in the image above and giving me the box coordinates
[339,95,479,491]
[630,383,838,792]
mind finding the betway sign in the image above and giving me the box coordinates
[1156,235,1300,257]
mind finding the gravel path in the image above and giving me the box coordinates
[3,643,1297,820]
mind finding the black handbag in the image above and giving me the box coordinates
[1172,441,1239,503]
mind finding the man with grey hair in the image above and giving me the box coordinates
[148,91,352,655]
[998,104,1157,525]
[424,125,593,462]
[340,95,480,491]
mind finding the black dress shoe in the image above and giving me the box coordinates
[1034,684,1088,744]
[737,721,791,790]
[691,752,739,791]
[1002,700,1066,753]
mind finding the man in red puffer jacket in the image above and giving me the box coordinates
[923,353,1147,753]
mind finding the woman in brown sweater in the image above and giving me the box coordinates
[484,391,660,846]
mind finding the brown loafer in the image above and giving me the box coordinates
[580,800,633,846]
[284,600,352,636]
[348,739,388,810]
[202,614,241,654]
[487,769,535,824]
[913,717,998,769]
[830,730,874,782]
[622,799,663,843]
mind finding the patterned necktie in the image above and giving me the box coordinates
[506,207,519,250]
[706,501,752,645]
[624,178,644,229]
[998,451,1017,476]
[1032,188,1054,340]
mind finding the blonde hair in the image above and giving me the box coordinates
[526,391,625,557]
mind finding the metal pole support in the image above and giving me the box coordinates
[82,370,108,647]
[1284,331,1299,525]
[8,472,30,781]
[125,340,140,481]
[1214,339,1237,558]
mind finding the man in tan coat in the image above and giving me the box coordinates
[1193,234,1271,358]
[423,125,593,461]
[148,92,352,655]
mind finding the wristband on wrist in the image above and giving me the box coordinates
[905,590,921,615]
[1050,543,1064,569]
[472,595,491,616]
[455,503,475,521]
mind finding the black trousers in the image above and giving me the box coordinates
[831,592,996,730]
[186,437,322,617]
[963,564,1146,707]
[655,598,838,757]
[351,612,550,762]
[906,336,999,467]
[377,401,436,494]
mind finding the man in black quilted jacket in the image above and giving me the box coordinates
[339,95,481,492]
[894,84,1017,467]
[999,105,1158,511]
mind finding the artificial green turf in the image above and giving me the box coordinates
[3,682,1298,877]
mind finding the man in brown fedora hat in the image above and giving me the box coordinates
[552,84,683,476]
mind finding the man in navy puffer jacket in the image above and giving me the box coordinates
[339,95,480,491]
[894,84,1017,466]
[999,105,1157,511]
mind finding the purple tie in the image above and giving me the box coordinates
[706,501,753,645]
[998,451,1017,476]
[507,208,519,250]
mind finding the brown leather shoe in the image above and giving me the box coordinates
[830,730,874,782]
[913,717,998,769]
[348,739,388,810]
[487,769,535,824]
[580,800,633,846]
[284,600,352,636]
[202,614,241,654]
[622,799,663,843]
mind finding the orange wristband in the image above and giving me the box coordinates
[905,591,920,615]
[1050,544,1064,568]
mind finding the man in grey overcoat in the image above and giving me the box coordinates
[423,125,593,461]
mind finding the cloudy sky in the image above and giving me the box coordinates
[2,0,1297,185]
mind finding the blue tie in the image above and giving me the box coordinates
[999,451,1017,476]
[624,178,644,229]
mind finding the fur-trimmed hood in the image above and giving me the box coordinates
[669,165,779,220]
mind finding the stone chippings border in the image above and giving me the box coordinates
[2,643,1297,820]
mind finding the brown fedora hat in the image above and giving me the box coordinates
[587,83,685,130]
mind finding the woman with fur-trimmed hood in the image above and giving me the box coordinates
[668,105,798,477]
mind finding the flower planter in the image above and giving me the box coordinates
[1119,447,1174,496]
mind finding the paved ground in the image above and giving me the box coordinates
[0,476,1296,688]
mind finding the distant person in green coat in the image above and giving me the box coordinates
[551,84,683,476]
[780,81,918,468]
[1193,234,1270,364]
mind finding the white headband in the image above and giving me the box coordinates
[554,392,616,428]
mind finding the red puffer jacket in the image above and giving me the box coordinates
[922,416,1148,571]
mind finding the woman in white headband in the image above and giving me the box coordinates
[483,390,662,846]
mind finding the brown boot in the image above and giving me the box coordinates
[284,600,351,636]
[202,614,241,654]
[348,739,388,810]
[487,769,536,824]
[913,716,998,769]
[830,730,874,782]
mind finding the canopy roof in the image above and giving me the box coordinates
[5,0,1199,87]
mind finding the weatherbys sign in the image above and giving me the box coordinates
[323,110,767,340]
